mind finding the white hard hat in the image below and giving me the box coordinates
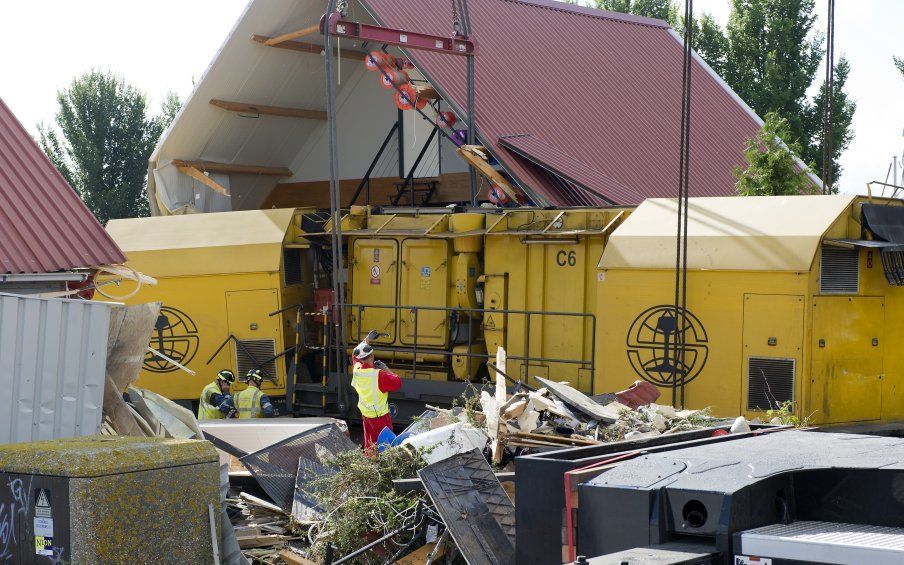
[354,341,374,359]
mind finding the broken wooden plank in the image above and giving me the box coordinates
[507,431,599,446]
[534,376,624,423]
[457,145,519,201]
[279,549,318,565]
[237,533,294,549]
[492,346,508,465]
[264,24,320,46]
[394,542,441,564]
[251,34,363,60]
[240,492,286,514]
[176,165,230,196]
[392,471,516,493]
[171,159,292,177]
[209,99,327,120]
[502,399,528,420]
[413,84,439,100]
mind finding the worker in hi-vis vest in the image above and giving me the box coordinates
[351,337,401,451]
[197,369,237,420]
[233,369,276,419]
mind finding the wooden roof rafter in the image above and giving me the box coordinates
[171,159,292,177]
[209,99,327,120]
[263,24,320,46]
[251,34,364,60]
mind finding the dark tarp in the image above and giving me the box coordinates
[862,204,904,243]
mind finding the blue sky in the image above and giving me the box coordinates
[1,0,901,195]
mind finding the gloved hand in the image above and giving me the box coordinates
[365,329,381,343]
[374,360,388,370]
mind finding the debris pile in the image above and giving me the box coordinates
[473,349,724,461]
[194,350,740,565]
[231,492,297,549]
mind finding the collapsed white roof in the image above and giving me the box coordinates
[149,0,440,215]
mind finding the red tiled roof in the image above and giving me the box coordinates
[0,98,125,273]
[364,0,762,205]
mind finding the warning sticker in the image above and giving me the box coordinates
[35,535,52,556]
[485,315,496,329]
[734,557,772,565]
[370,278,381,285]
[34,487,54,554]
[421,266,431,278]
[373,248,380,263]
[35,488,52,518]
[34,517,53,537]
[371,265,381,278]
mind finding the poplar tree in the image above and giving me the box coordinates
[38,70,180,222]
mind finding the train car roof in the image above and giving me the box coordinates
[105,208,301,277]
[599,195,857,272]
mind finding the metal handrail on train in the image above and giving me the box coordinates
[320,302,597,384]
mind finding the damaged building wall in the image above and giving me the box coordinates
[0,293,112,444]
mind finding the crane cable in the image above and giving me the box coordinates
[821,0,836,194]
[673,0,694,409]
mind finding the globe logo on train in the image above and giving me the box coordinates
[625,305,709,387]
[144,306,200,373]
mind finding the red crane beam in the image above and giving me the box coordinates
[320,12,475,55]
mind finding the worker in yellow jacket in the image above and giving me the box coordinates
[197,369,236,420]
[234,369,276,419]
[352,340,401,450]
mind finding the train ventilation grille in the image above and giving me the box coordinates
[284,248,303,286]
[747,357,794,411]
[820,246,859,294]
[235,338,278,382]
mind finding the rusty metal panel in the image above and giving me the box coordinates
[0,293,112,444]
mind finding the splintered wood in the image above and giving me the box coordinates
[491,346,508,464]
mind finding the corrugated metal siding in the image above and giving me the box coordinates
[0,97,126,273]
[364,0,762,205]
[0,293,112,444]
[499,134,643,204]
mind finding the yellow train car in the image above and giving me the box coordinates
[102,209,316,404]
[596,194,904,425]
[338,206,631,398]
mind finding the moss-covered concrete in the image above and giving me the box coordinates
[0,436,219,563]
[0,436,216,477]
[69,461,219,563]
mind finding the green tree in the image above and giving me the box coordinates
[38,70,180,223]
[724,0,823,143]
[694,1,853,185]
[895,56,904,78]
[682,12,731,78]
[803,56,856,189]
[582,0,855,185]
[594,0,678,24]
[734,112,816,196]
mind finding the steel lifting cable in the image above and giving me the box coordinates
[459,0,479,205]
[672,0,694,408]
[821,0,836,194]
[324,0,350,413]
